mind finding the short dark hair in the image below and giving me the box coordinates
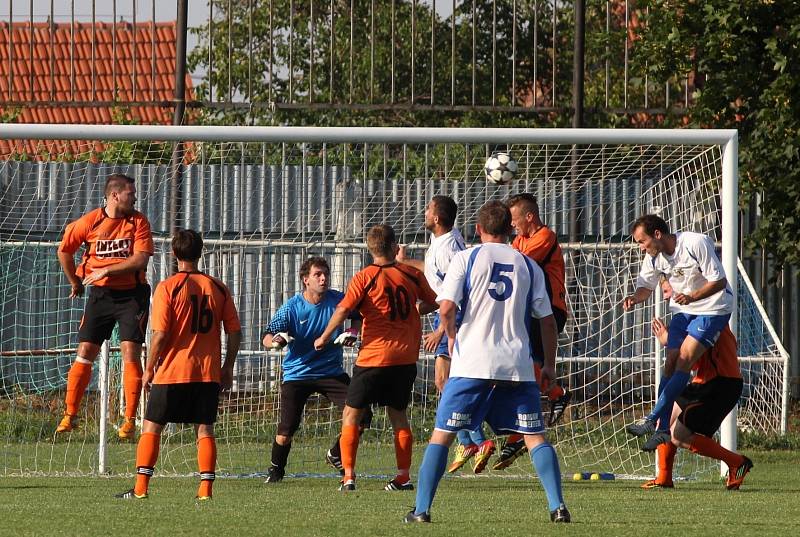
[299,256,330,282]
[506,193,539,216]
[477,201,513,237]
[105,173,134,197]
[631,214,670,236]
[366,224,397,258]
[430,195,458,229]
[172,229,203,262]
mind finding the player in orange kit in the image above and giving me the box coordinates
[315,224,439,492]
[116,229,241,500]
[56,173,154,440]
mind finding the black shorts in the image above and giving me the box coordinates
[346,363,417,410]
[676,376,743,437]
[145,382,221,425]
[78,284,150,344]
[531,307,567,364]
[278,374,373,436]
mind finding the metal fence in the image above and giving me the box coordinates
[0,0,689,115]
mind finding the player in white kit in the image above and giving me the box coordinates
[398,196,494,474]
[622,214,734,451]
[403,201,570,524]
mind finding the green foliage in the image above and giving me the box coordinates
[631,0,800,271]
[188,0,800,269]
[187,0,574,128]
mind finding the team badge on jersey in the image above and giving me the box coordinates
[95,238,132,259]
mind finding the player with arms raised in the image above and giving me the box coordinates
[623,214,734,451]
[116,229,241,500]
[405,201,570,524]
[315,224,439,492]
[56,173,153,440]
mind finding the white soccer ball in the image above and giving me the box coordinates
[484,152,518,185]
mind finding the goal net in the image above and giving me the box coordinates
[0,126,788,480]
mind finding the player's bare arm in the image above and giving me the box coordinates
[622,287,654,310]
[651,318,669,347]
[56,250,84,298]
[537,314,558,385]
[144,330,168,393]
[81,251,151,286]
[314,305,351,350]
[423,323,445,353]
[221,330,242,391]
[262,333,275,348]
[436,299,458,392]
[672,277,727,305]
[652,317,706,374]
[417,299,439,316]
[396,245,425,272]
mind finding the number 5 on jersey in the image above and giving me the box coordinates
[488,263,514,301]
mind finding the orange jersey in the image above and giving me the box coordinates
[339,262,438,367]
[512,226,567,314]
[59,207,154,289]
[150,271,241,384]
[693,325,741,383]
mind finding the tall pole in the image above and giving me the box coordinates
[719,132,739,476]
[569,0,585,242]
[173,0,188,127]
[170,0,189,263]
[572,0,585,130]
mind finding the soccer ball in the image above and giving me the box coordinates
[484,152,518,185]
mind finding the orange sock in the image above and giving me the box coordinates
[689,434,744,469]
[134,432,160,496]
[393,428,413,481]
[123,361,143,419]
[197,435,217,498]
[65,360,93,416]
[547,384,565,401]
[340,424,360,481]
[656,442,677,483]
[507,433,524,444]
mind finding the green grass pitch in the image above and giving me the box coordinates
[1,451,797,537]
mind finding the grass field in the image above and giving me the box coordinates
[1,450,797,537]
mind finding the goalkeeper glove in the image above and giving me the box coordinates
[333,328,359,347]
[271,332,293,349]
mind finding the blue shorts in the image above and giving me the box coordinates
[667,312,731,349]
[432,311,463,358]
[434,377,545,435]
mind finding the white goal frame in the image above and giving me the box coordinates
[0,124,743,477]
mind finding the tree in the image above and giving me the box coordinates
[187,0,575,128]
[631,0,800,271]
[188,0,800,269]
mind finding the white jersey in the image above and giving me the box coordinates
[636,231,733,316]
[424,228,466,293]
[437,242,553,382]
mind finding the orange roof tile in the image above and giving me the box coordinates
[0,21,193,159]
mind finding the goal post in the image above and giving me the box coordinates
[0,125,786,481]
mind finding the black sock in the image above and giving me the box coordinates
[271,440,291,470]
[329,435,342,458]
